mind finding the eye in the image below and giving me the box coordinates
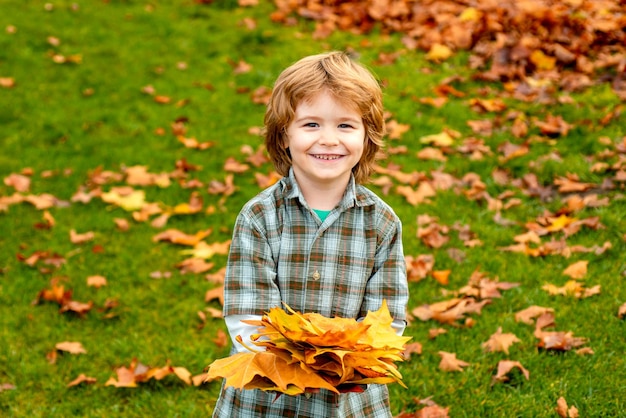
[338,123,354,129]
[304,122,319,128]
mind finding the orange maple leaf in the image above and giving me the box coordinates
[438,351,469,372]
[482,327,520,354]
[207,301,410,394]
[492,360,529,385]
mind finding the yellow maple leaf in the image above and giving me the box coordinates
[101,189,146,211]
[207,300,410,394]
[206,351,339,394]
[545,214,576,232]
[426,43,453,62]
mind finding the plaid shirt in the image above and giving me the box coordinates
[213,169,409,418]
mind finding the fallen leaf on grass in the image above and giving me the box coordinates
[542,280,600,299]
[67,374,97,387]
[55,341,87,354]
[492,360,529,385]
[562,260,588,279]
[395,403,450,418]
[177,136,214,150]
[556,396,579,418]
[405,254,435,282]
[87,275,107,288]
[402,342,423,359]
[152,228,212,246]
[396,183,436,206]
[124,165,171,187]
[537,331,588,351]
[223,157,250,173]
[432,270,450,286]
[177,258,215,274]
[618,302,626,319]
[0,383,16,392]
[36,280,94,316]
[105,359,192,387]
[386,120,410,140]
[515,306,554,325]
[213,329,229,348]
[482,327,521,354]
[428,328,447,339]
[205,267,226,283]
[438,351,469,372]
[0,77,16,88]
[101,188,146,211]
[254,171,282,188]
[180,240,231,259]
[205,286,224,305]
[575,347,594,356]
[4,173,31,192]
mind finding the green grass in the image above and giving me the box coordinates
[1,1,625,417]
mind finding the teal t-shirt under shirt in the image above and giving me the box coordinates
[313,209,331,222]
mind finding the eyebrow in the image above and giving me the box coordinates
[293,115,362,124]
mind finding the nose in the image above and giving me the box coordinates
[318,126,340,146]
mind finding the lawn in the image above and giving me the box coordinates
[1,1,625,417]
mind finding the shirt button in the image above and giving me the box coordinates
[312,270,321,280]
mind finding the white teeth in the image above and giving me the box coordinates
[313,154,341,160]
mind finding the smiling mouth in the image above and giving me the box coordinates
[312,154,342,160]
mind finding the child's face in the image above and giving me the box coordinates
[285,89,365,191]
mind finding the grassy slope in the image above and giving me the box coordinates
[1,0,625,417]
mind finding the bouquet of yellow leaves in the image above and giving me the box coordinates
[206,300,411,395]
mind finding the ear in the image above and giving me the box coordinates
[281,128,290,149]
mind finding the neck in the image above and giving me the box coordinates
[295,176,349,210]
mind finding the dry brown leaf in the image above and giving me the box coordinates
[152,228,212,246]
[575,347,594,356]
[205,286,224,305]
[177,258,215,274]
[438,351,469,372]
[556,396,579,418]
[55,341,87,355]
[482,327,521,354]
[417,147,447,162]
[428,328,447,339]
[69,229,95,244]
[492,360,529,384]
[405,254,435,282]
[67,374,97,387]
[223,157,250,173]
[180,240,231,259]
[87,275,107,288]
[402,342,423,359]
[213,329,229,348]
[396,183,436,206]
[562,260,588,279]
[205,266,226,283]
[205,307,223,318]
[4,173,31,192]
[515,306,554,325]
[542,280,600,299]
[386,120,410,140]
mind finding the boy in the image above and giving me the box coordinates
[212,51,409,417]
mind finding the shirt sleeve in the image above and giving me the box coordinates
[361,217,409,327]
[223,210,283,317]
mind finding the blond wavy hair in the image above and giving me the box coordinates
[264,51,385,185]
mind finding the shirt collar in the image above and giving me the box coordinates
[281,168,376,210]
